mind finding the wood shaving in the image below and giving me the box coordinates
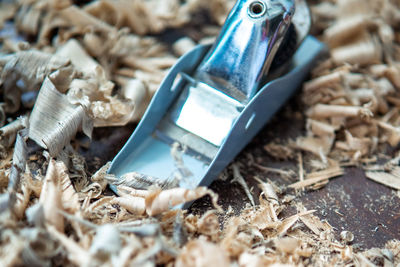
[29,77,91,157]
[145,187,211,216]
[112,195,146,215]
[289,166,344,190]
[8,129,28,192]
[176,239,230,267]
[366,168,400,190]
[108,171,178,190]
[232,164,255,207]
[0,116,28,148]
[0,0,399,266]
[39,159,65,232]
[196,211,221,241]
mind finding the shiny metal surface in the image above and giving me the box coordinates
[170,80,244,146]
[195,0,296,102]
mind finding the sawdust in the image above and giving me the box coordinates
[0,0,399,266]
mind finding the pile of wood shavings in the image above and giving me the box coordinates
[265,0,400,191]
[0,0,399,266]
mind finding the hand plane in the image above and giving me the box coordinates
[108,0,325,193]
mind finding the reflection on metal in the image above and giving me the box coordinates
[170,80,244,147]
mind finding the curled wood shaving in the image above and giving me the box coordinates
[176,239,230,267]
[56,161,79,213]
[47,225,91,266]
[39,159,65,232]
[197,211,221,240]
[8,129,28,192]
[297,204,333,237]
[112,195,146,215]
[60,5,115,34]
[29,77,91,157]
[307,104,373,119]
[90,224,121,259]
[116,185,150,198]
[90,162,111,193]
[56,39,100,76]
[13,182,31,220]
[0,116,28,148]
[145,187,211,216]
[0,50,69,113]
[324,15,372,48]
[276,210,316,237]
[108,171,177,190]
[0,1,399,266]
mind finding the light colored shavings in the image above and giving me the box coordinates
[231,164,255,207]
[56,39,143,127]
[253,163,296,180]
[112,195,146,216]
[89,224,122,259]
[0,3,16,30]
[39,159,65,232]
[0,116,28,149]
[263,142,296,160]
[145,187,211,216]
[289,165,344,190]
[107,171,178,190]
[297,204,333,238]
[8,129,28,192]
[47,225,92,266]
[57,161,80,214]
[173,37,197,57]
[289,0,400,176]
[37,159,78,231]
[0,0,400,266]
[176,239,230,267]
[365,167,400,190]
[90,162,111,193]
[196,210,221,241]
[0,50,70,113]
[29,77,91,157]
[276,210,316,237]
[340,231,354,244]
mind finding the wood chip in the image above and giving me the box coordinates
[289,166,344,189]
[366,169,400,190]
